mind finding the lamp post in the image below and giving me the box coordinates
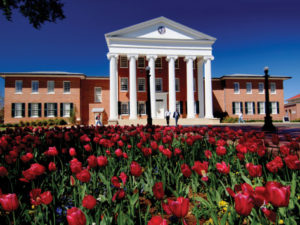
[145,66,152,126]
[262,67,276,132]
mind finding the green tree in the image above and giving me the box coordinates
[1,0,65,29]
[0,96,3,123]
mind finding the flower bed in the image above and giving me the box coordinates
[0,125,299,225]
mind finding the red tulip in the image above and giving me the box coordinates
[234,193,254,216]
[216,161,230,174]
[30,189,42,206]
[111,176,121,188]
[97,156,108,167]
[69,148,77,156]
[70,176,75,186]
[122,152,128,159]
[20,152,33,163]
[67,207,86,225]
[40,191,53,205]
[246,163,262,177]
[280,145,290,156]
[216,146,226,156]
[87,155,97,168]
[48,162,57,171]
[112,189,126,202]
[265,181,290,207]
[284,155,300,170]
[148,215,168,225]
[0,166,8,177]
[236,144,247,154]
[130,161,142,177]
[82,195,97,209]
[0,193,19,211]
[30,163,45,176]
[150,141,158,150]
[181,164,192,178]
[76,169,91,183]
[153,182,164,200]
[84,144,91,152]
[167,197,189,218]
[266,156,283,173]
[115,148,123,157]
[44,146,58,156]
[70,158,82,174]
[204,150,212,159]
[119,172,127,186]
[261,207,277,222]
[192,161,208,178]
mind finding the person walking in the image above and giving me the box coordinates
[95,114,102,126]
[165,109,171,126]
[173,109,180,126]
[238,112,245,123]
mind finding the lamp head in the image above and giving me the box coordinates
[264,66,269,72]
[145,66,150,71]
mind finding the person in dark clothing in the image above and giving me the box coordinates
[173,110,180,126]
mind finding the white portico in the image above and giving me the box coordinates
[105,17,216,123]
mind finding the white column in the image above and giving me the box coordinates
[128,54,138,119]
[107,53,118,121]
[185,56,196,118]
[166,55,178,114]
[197,58,204,118]
[204,56,214,119]
[146,55,157,118]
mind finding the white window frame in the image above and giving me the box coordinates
[246,82,252,94]
[176,101,181,113]
[63,81,71,94]
[120,77,128,92]
[175,78,180,92]
[14,103,23,118]
[15,80,23,94]
[271,102,277,114]
[63,103,71,117]
[137,78,146,92]
[155,78,163,92]
[258,82,264,94]
[155,57,162,68]
[31,103,39,118]
[47,103,56,117]
[246,102,254,115]
[137,57,145,68]
[120,56,128,68]
[121,102,129,115]
[258,102,265,114]
[234,82,240,94]
[31,80,39,94]
[94,87,102,102]
[233,102,242,115]
[270,82,276,94]
[138,101,146,115]
[193,77,196,92]
[47,81,55,94]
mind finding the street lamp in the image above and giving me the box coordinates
[262,67,276,132]
[145,66,152,126]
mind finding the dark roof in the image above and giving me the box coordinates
[219,74,291,80]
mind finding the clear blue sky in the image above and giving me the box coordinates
[0,0,299,100]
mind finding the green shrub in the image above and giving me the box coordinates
[69,107,76,125]
[37,120,43,126]
[59,118,67,125]
[31,121,37,126]
[13,123,19,127]
[222,116,238,123]
[25,121,30,126]
[6,123,12,127]
[48,119,55,125]
[19,120,25,127]
[42,120,48,126]
[291,118,300,122]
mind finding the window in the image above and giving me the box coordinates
[155,78,162,92]
[47,81,55,93]
[137,57,145,68]
[63,81,71,93]
[176,101,181,113]
[15,80,22,93]
[193,77,196,92]
[138,102,146,115]
[120,56,128,68]
[32,81,39,93]
[63,103,71,117]
[234,82,240,94]
[258,82,264,94]
[45,103,57,117]
[270,82,276,94]
[175,78,180,92]
[94,87,102,102]
[30,103,39,117]
[232,102,242,115]
[121,102,129,114]
[120,78,128,91]
[246,82,252,94]
[175,59,179,69]
[155,57,162,68]
[12,103,24,118]
[270,102,279,114]
[138,78,145,92]
[257,102,265,114]
[245,102,255,115]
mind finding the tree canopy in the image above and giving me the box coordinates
[1,0,65,29]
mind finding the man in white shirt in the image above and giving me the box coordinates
[165,109,171,126]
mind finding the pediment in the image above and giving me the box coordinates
[105,16,216,42]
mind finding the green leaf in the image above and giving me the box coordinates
[241,174,252,185]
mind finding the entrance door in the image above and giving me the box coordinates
[156,99,165,119]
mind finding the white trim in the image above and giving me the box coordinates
[31,80,39,93]
[258,82,264,94]
[234,82,240,94]
[15,80,23,94]
[120,56,128,68]
[137,78,146,92]
[246,82,252,94]
[120,77,128,92]
[155,78,163,92]
[47,80,55,94]
[270,82,276,94]
[63,81,71,94]
[94,87,102,102]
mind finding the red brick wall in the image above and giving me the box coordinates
[80,79,110,125]
[4,77,81,124]
[285,103,300,121]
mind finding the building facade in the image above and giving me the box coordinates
[284,94,300,121]
[0,17,290,125]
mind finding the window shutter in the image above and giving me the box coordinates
[60,103,63,117]
[44,103,48,117]
[253,102,255,114]
[22,103,25,117]
[12,103,15,117]
[128,102,130,114]
[28,103,32,117]
[196,101,199,114]
[240,102,243,113]
[277,102,279,114]
[70,103,74,112]
[269,102,272,113]
[245,102,248,114]
[38,103,42,117]
[118,102,121,115]
[185,102,187,114]
[180,101,183,114]
[257,102,260,114]
[232,102,235,115]
[54,103,57,117]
